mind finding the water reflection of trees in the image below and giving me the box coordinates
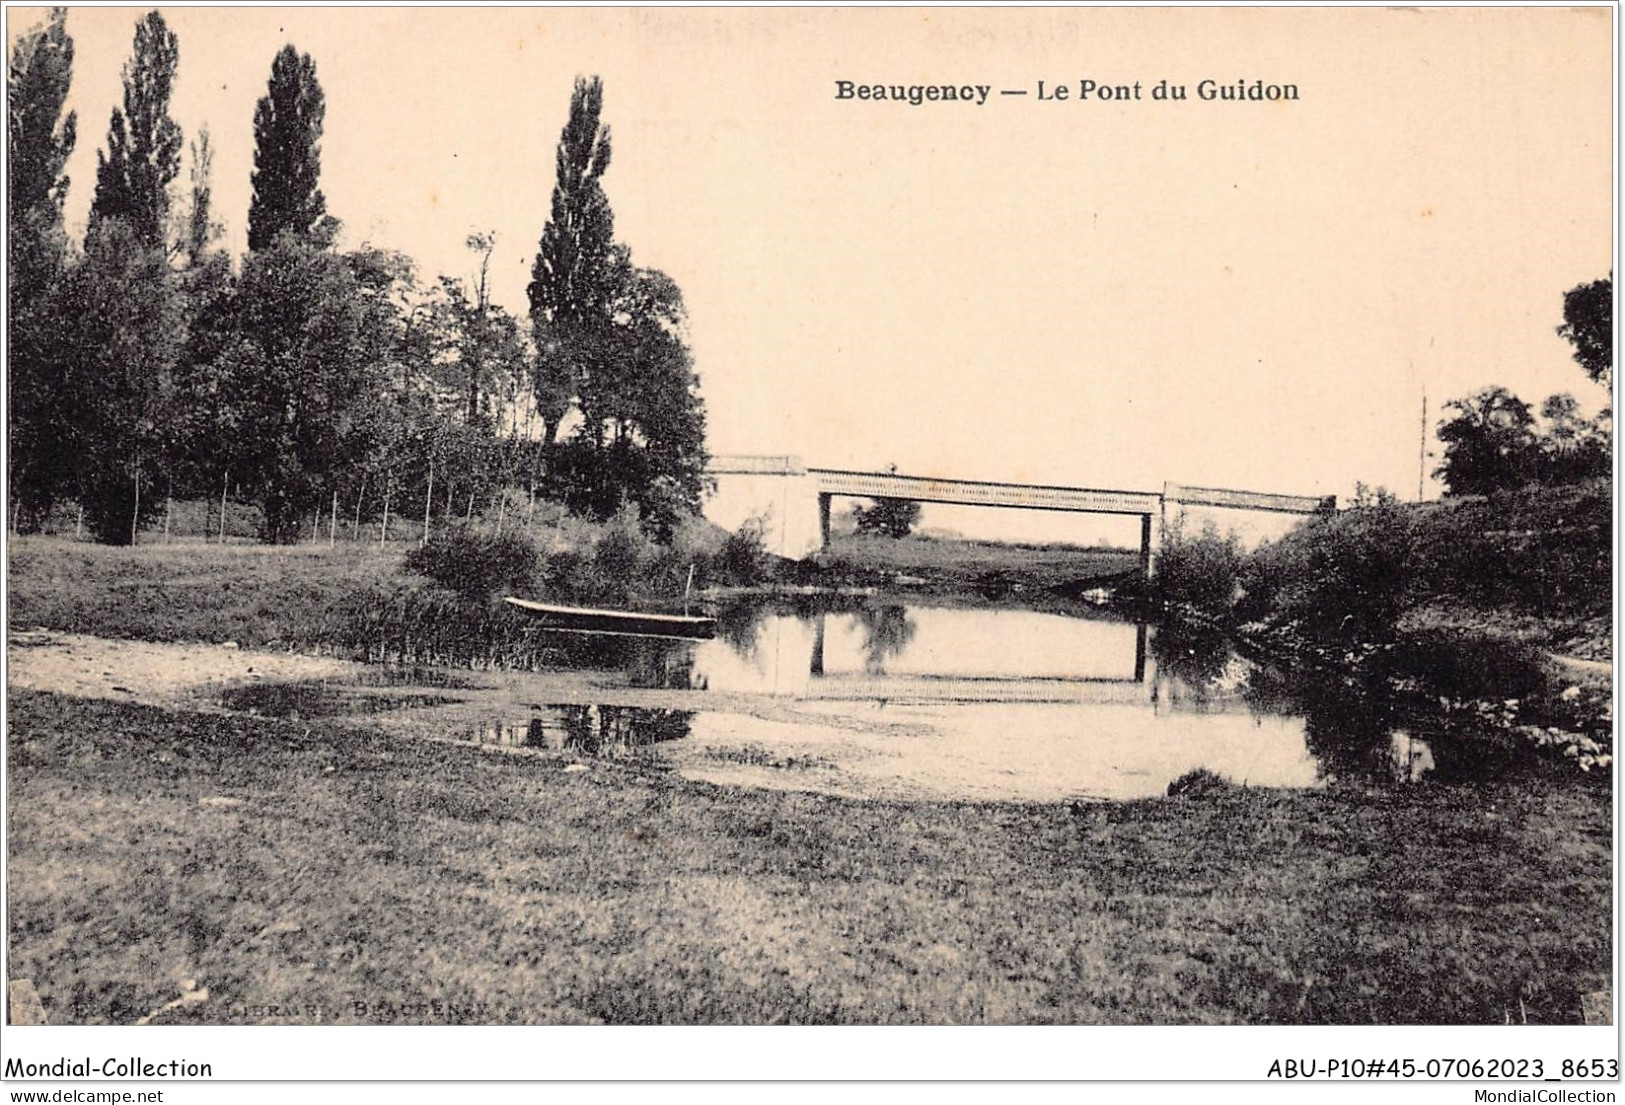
[589,638,700,690]
[1248,664,1412,784]
[713,599,771,662]
[854,605,917,674]
[544,705,695,755]
[1150,618,1234,690]
[1246,647,1538,786]
[1152,616,1544,786]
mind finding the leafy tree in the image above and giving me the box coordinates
[227,235,394,541]
[1557,275,1611,390]
[59,219,184,543]
[1154,521,1242,614]
[7,6,79,527]
[166,248,239,501]
[1535,393,1611,485]
[89,10,182,251]
[182,126,221,265]
[429,235,529,429]
[541,256,709,537]
[852,469,922,538]
[1255,493,1416,642]
[852,497,922,538]
[1434,386,1537,496]
[248,45,327,252]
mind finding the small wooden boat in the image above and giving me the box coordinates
[503,596,716,640]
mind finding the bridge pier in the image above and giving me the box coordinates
[1139,513,1154,578]
[817,493,833,550]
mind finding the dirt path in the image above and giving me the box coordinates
[6,629,361,707]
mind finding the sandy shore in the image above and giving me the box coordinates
[7,628,361,707]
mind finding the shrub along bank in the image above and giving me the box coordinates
[1157,480,1609,649]
[1151,479,1613,767]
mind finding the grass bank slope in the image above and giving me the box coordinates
[8,690,1610,1025]
[7,538,400,648]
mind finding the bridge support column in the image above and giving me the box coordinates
[817,493,833,550]
[1139,513,1156,578]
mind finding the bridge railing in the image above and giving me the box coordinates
[709,455,808,476]
[1163,482,1334,515]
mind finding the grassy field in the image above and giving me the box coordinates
[7,689,1610,1025]
[810,533,1138,596]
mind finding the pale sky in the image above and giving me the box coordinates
[11,6,1615,541]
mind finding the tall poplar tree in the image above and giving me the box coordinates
[8,6,77,235]
[527,76,709,537]
[89,10,182,250]
[528,76,615,451]
[182,126,220,264]
[7,6,79,527]
[248,45,327,251]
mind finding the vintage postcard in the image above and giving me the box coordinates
[3,4,1615,1094]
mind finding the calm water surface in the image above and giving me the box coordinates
[460,603,1493,801]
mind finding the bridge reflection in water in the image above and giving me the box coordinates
[459,606,1455,800]
[680,606,1327,800]
[693,607,1151,705]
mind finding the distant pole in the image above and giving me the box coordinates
[422,459,434,547]
[130,461,141,546]
[1417,386,1428,502]
[330,491,338,547]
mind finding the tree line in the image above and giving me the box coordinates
[8,9,709,545]
[1433,274,1611,498]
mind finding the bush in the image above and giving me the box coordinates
[1254,497,1415,642]
[1409,480,1610,617]
[1166,767,1232,798]
[1154,523,1242,615]
[582,506,658,603]
[404,527,540,602]
[715,513,772,585]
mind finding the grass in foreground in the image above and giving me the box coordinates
[7,690,1610,1025]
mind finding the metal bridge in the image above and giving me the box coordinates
[706,456,1334,571]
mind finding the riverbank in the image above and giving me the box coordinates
[8,686,1610,1025]
[1150,479,1613,764]
[6,532,1614,1023]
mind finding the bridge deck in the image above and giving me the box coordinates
[808,468,1162,516]
[1163,482,1334,515]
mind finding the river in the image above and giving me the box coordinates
[446,600,1551,802]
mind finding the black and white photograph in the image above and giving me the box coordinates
[2,2,1616,1092]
